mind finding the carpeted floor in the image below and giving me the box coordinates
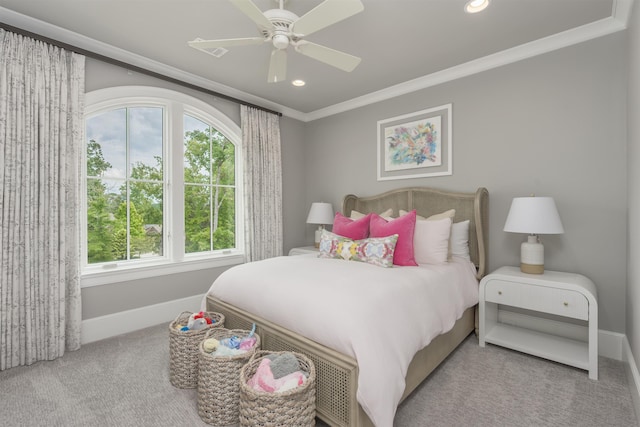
[394,335,639,427]
[0,322,637,426]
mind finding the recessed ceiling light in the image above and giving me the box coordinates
[292,79,306,87]
[465,0,489,13]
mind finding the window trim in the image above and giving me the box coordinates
[82,86,244,287]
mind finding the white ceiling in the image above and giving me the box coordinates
[0,0,631,120]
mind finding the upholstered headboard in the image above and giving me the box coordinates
[343,187,489,279]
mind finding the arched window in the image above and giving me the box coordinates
[82,86,243,285]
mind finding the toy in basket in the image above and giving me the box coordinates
[197,326,261,426]
[239,350,316,427]
[169,310,224,389]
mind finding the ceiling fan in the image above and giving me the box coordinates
[188,0,364,83]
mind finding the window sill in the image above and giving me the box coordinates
[81,253,245,288]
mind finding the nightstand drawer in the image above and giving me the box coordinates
[485,280,589,320]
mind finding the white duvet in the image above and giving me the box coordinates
[204,254,479,427]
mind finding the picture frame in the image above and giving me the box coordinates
[377,103,452,181]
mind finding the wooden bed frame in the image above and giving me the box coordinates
[207,187,489,426]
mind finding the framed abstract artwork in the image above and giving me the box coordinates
[377,103,452,181]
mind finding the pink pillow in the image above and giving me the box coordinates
[369,210,418,266]
[332,212,371,240]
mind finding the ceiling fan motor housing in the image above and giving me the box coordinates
[262,8,300,49]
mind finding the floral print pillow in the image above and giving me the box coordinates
[318,230,398,268]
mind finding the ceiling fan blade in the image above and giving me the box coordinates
[292,0,364,37]
[295,41,361,72]
[268,49,287,83]
[228,0,274,30]
[188,37,265,49]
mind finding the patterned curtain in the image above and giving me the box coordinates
[0,29,84,370]
[241,105,283,262]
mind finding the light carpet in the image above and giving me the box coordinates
[0,323,637,426]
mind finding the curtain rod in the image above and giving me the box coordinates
[0,22,283,117]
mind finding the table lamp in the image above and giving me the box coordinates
[306,202,334,248]
[503,196,564,274]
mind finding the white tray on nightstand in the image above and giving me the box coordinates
[288,246,319,256]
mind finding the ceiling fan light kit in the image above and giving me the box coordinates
[272,34,290,50]
[188,0,364,83]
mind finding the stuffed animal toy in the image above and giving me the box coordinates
[203,338,219,353]
[188,318,208,330]
[175,311,215,332]
[187,311,213,330]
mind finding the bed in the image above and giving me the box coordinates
[205,186,489,427]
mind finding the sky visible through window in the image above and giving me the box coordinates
[86,107,163,180]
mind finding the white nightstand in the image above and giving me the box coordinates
[479,266,598,380]
[288,246,319,256]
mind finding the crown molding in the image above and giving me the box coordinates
[305,1,632,121]
[0,7,307,122]
[1,1,632,123]
[613,0,634,27]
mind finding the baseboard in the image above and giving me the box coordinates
[80,294,205,344]
[81,296,634,362]
[623,336,640,425]
[599,329,626,360]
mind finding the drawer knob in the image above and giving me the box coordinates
[498,291,502,295]
[564,302,568,306]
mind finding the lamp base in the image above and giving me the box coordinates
[314,225,323,248]
[520,262,544,274]
[520,235,544,274]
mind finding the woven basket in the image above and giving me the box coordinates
[169,310,224,389]
[197,328,261,426]
[239,350,316,427]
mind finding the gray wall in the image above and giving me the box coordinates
[627,1,640,373]
[85,59,242,123]
[82,59,307,319]
[83,32,630,335]
[302,33,628,333]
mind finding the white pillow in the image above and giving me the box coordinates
[350,208,394,220]
[402,209,456,258]
[451,220,471,261]
[413,217,452,265]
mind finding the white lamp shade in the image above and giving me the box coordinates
[306,202,334,225]
[503,197,564,234]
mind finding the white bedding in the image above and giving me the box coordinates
[204,254,479,427]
